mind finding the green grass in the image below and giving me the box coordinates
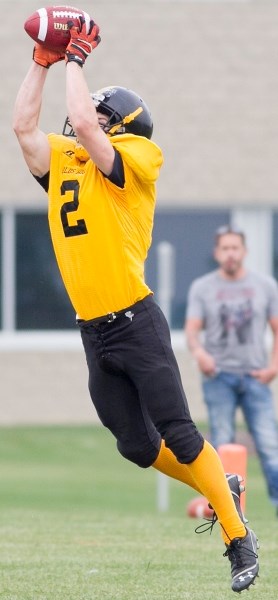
[0,424,277,599]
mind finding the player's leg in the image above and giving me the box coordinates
[152,439,202,493]
[123,299,247,543]
[242,375,278,508]
[79,304,259,592]
[79,321,161,467]
[79,312,245,538]
[127,300,259,591]
[80,322,203,494]
[202,372,238,448]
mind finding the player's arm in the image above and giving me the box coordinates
[13,46,64,177]
[65,18,115,176]
[13,62,50,176]
[66,62,115,175]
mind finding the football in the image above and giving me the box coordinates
[24,5,91,52]
[186,495,214,519]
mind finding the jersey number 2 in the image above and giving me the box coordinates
[60,180,88,237]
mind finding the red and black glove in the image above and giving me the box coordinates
[65,17,101,67]
[33,43,65,68]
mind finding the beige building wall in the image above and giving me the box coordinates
[0,346,232,425]
[3,0,278,208]
[2,341,278,426]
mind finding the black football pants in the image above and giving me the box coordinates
[78,295,204,468]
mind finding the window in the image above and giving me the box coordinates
[0,207,245,332]
[146,208,230,328]
[16,213,75,330]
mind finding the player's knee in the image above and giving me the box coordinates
[117,440,158,468]
[164,423,204,464]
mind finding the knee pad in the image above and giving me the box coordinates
[117,439,158,469]
[164,422,204,464]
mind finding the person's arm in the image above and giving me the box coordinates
[251,316,278,384]
[13,62,50,176]
[268,317,278,374]
[65,62,115,175]
[65,18,115,176]
[185,317,216,376]
[13,45,65,177]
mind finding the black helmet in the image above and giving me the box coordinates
[63,86,153,140]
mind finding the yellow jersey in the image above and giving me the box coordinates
[47,132,163,320]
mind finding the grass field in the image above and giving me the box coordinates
[0,424,277,599]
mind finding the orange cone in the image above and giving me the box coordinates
[218,444,247,511]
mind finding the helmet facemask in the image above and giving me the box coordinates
[62,117,76,137]
[62,111,127,138]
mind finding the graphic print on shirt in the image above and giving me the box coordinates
[217,287,254,346]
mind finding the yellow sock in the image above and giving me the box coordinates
[152,439,246,544]
[186,441,246,543]
[152,439,202,493]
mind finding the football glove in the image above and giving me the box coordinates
[33,43,65,68]
[65,17,101,67]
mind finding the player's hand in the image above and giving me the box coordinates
[65,17,101,67]
[33,43,65,68]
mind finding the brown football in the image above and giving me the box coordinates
[24,5,91,52]
[186,495,214,519]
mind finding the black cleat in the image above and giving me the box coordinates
[225,473,248,524]
[224,527,259,592]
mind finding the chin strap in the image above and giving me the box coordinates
[108,107,143,135]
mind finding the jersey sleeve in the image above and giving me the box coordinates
[103,149,124,188]
[32,171,50,192]
[112,135,163,185]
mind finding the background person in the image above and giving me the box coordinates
[13,20,259,592]
[185,225,278,515]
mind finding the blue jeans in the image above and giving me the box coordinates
[202,372,278,506]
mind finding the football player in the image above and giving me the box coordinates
[13,17,259,592]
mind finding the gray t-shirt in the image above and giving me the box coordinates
[186,270,278,373]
